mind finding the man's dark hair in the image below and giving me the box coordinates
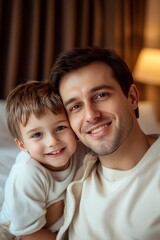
[49,46,139,118]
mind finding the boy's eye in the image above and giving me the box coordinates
[56,126,67,132]
[32,132,43,138]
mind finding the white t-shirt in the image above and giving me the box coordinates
[57,136,160,240]
[0,141,88,236]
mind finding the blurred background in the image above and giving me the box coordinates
[0,0,160,130]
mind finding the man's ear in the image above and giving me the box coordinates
[128,84,139,110]
[15,138,28,152]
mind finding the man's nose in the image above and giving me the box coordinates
[85,102,101,122]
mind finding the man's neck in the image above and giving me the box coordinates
[99,132,157,171]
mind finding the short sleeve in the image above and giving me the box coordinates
[1,159,49,235]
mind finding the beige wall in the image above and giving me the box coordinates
[144,0,160,48]
[141,0,160,120]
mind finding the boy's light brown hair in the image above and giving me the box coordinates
[6,81,65,140]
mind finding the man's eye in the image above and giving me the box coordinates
[56,126,66,132]
[95,92,108,100]
[70,104,80,112]
[32,132,42,138]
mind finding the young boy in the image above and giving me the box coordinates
[0,81,88,240]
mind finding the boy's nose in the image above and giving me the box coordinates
[48,135,60,147]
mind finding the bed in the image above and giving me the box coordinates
[0,100,20,211]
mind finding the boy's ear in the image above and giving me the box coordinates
[15,138,27,152]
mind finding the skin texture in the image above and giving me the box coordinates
[21,229,57,240]
[15,109,77,239]
[59,61,155,170]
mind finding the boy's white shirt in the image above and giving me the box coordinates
[57,136,160,240]
[0,141,88,235]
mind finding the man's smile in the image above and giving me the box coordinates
[89,123,112,134]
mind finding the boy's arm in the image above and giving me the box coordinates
[21,200,64,240]
[45,199,64,228]
[21,229,57,240]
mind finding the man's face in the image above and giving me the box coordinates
[59,61,138,156]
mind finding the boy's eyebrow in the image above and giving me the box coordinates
[26,127,40,135]
[26,119,69,135]
[63,85,113,107]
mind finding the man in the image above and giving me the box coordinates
[49,46,160,240]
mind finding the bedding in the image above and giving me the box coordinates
[0,100,20,211]
[0,224,21,240]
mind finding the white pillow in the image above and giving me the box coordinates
[0,100,20,210]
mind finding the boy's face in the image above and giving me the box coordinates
[15,109,77,171]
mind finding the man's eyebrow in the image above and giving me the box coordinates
[63,85,113,107]
[64,98,77,108]
[90,84,113,92]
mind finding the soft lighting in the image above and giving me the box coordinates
[133,48,160,85]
